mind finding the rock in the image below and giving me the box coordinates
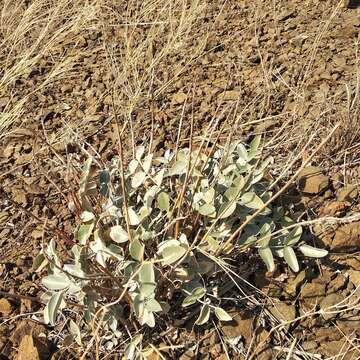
[320,293,345,320]
[15,335,50,360]
[298,167,329,194]
[20,299,32,314]
[256,349,274,360]
[332,222,360,251]
[286,270,306,296]
[337,314,360,335]
[319,340,357,359]
[337,185,358,201]
[315,327,342,342]
[179,350,195,360]
[301,282,326,299]
[10,320,47,346]
[319,200,347,216]
[0,298,13,316]
[301,340,318,351]
[268,302,296,329]
[220,311,253,346]
[327,274,347,293]
[171,92,187,105]
[223,90,240,101]
[348,270,360,287]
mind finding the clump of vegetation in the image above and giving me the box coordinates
[35,136,327,357]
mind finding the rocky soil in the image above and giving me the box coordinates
[1,0,360,359]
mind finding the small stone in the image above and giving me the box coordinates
[223,90,240,101]
[220,311,253,346]
[301,282,326,308]
[302,340,318,351]
[337,185,358,201]
[268,302,296,329]
[0,298,13,316]
[337,314,360,335]
[298,167,329,194]
[179,350,195,360]
[15,334,50,360]
[348,270,360,287]
[332,222,360,251]
[320,293,345,320]
[171,92,187,105]
[286,270,306,296]
[20,299,32,314]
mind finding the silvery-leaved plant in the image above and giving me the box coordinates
[35,136,327,357]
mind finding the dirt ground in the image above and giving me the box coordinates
[1,0,360,359]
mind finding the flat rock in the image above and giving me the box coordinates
[327,274,347,293]
[298,166,329,194]
[337,184,358,201]
[220,311,253,346]
[0,298,13,316]
[319,339,357,360]
[320,293,345,320]
[171,92,187,105]
[337,313,360,335]
[15,335,50,360]
[268,302,296,329]
[332,222,360,251]
[301,282,326,299]
[10,320,47,346]
[348,270,360,287]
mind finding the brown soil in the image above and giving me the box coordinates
[1,0,360,359]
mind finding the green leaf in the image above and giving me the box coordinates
[240,192,264,209]
[79,158,93,195]
[139,263,155,284]
[135,145,145,160]
[195,304,210,325]
[258,222,273,247]
[69,319,82,346]
[142,154,153,173]
[139,283,156,297]
[218,201,237,219]
[284,226,302,246]
[133,294,145,318]
[128,208,140,226]
[299,244,328,258]
[160,245,186,265]
[214,307,232,322]
[283,246,299,272]
[109,225,129,243]
[154,168,165,186]
[157,192,170,213]
[129,239,144,261]
[143,309,155,327]
[258,247,275,272]
[124,334,143,360]
[248,135,261,159]
[182,287,206,307]
[44,291,64,325]
[128,159,138,174]
[76,223,94,245]
[198,204,216,217]
[33,252,47,272]
[145,298,162,312]
[80,211,95,222]
[42,274,70,291]
[131,171,146,188]
[236,143,248,161]
[170,160,187,176]
[203,188,215,204]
